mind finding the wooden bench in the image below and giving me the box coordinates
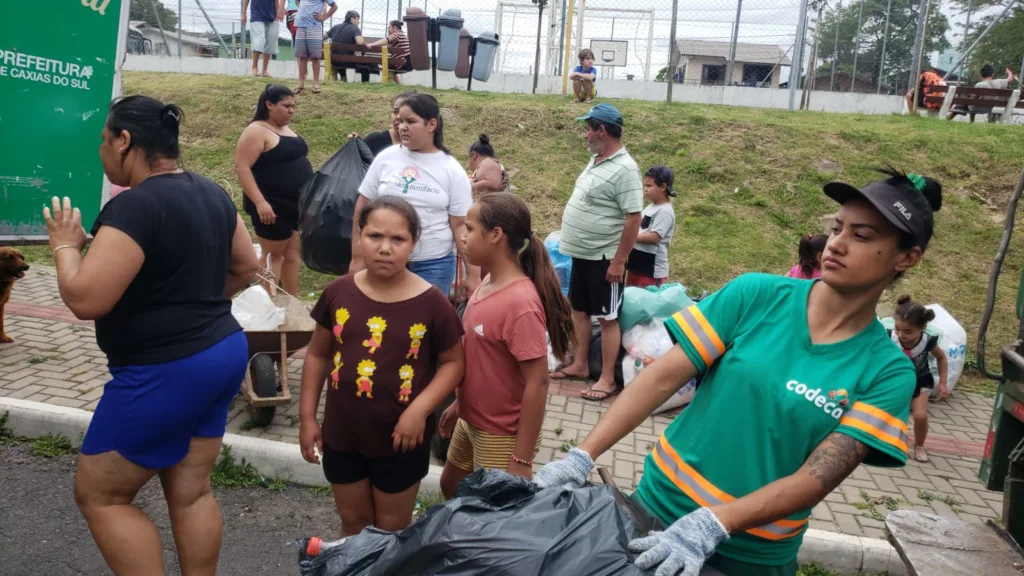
[328,41,408,84]
[924,85,1023,124]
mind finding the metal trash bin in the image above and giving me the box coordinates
[455,28,473,79]
[436,9,464,72]
[471,32,500,82]
[403,7,431,71]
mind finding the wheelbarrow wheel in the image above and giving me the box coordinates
[248,353,278,428]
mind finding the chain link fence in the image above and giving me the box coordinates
[131,0,1016,97]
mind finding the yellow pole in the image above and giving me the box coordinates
[560,0,576,95]
[382,45,390,84]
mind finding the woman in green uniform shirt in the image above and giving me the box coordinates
[534,168,943,576]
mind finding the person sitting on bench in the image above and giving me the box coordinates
[948,64,1017,123]
[327,10,369,82]
[367,20,413,84]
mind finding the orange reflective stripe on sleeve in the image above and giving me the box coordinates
[652,436,808,540]
[670,306,726,367]
[839,402,909,454]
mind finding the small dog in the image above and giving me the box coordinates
[0,248,30,344]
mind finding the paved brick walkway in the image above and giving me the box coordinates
[0,267,1004,540]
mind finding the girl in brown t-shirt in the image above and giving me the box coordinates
[438,193,575,498]
[299,197,465,536]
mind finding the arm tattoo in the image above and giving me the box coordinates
[806,433,870,492]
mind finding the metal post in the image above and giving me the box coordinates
[908,0,930,113]
[386,0,390,33]
[788,0,809,111]
[195,0,233,57]
[850,0,864,92]
[942,0,1016,81]
[574,0,586,57]
[957,0,973,81]
[146,0,171,56]
[560,0,576,94]
[233,22,237,57]
[645,10,654,81]
[829,0,842,91]
[177,0,183,58]
[667,0,678,102]
[557,0,568,76]
[609,17,616,81]
[468,39,476,91]
[804,7,823,109]
[398,0,403,16]
[877,0,892,93]
[725,0,742,87]
[533,3,544,92]
[1018,52,1024,89]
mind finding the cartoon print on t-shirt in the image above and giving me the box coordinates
[398,364,414,403]
[356,359,377,398]
[398,166,420,194]
[330,351,343,389]
[363,316,387,354]
[406,323,427,359]
[333,308,351,344]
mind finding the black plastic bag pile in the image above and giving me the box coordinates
[297,469,662,575]
[298,138,373,276]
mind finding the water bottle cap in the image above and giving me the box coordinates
[306,537,323,556]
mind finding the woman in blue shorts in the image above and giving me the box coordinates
[43,95,260,575]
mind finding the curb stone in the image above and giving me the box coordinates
[1,398,905,575]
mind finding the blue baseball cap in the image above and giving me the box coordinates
[576,103,624,128]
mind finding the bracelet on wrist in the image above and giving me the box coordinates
[510,454,533,467]
[53,244,73,254]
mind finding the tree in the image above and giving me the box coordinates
[816,0,950,92]
[130,0,178,31]
[960,6,1024,84]
[532,0,548,95]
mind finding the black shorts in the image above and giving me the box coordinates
[913,372,935,399]
[243,197,298,242]
[321,444,430,494]
[568,257,623,320]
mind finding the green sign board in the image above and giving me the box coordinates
[0,0,128,244]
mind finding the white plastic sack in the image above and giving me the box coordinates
[880,304,967,397]
[232,286,287,331]
[622,321,696,414]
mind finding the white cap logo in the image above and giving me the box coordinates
[894,201,912,221]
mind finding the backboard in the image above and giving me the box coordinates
[589,39,628,68]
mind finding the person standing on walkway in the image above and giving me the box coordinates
[242,0,285,77]
[534,168,943,576]
[299,197,465,536]
[350,94,473,296]
[44,95,259,576]
[438,193,575,497]
[294,0,337,94]
[550,103,642,402]
[235,84,313,295]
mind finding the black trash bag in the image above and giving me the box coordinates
[297,469,663,576]
[588,325,625,387]
[298,138,374,275]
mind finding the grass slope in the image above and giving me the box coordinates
[25,72,1024,394]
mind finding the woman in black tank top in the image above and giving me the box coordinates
[235,85,314,294]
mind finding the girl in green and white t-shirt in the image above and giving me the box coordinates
[535,168,943,576]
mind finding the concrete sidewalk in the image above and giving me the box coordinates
[0,266,1004,544]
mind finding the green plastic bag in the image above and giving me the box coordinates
[619,283,693,333]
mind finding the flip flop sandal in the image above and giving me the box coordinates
[914,446,930,463]
[581,387,621,402]
[293,87,305,94]
[312,87,321,94]
[550,368,588,381]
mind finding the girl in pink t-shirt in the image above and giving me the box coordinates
[787,233,828,280]
[438,193,575,498]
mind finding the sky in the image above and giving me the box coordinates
[161,0,998,80]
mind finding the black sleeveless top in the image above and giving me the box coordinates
[245,130,314,215]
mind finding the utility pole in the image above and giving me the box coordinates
[829,0,842,91]
[788,0,809,111]
[850,0,864,91]
[725,0,743,86]
[877,0,892,93]
[667,0,679,103]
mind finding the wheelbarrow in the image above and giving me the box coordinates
[238,256,316,427]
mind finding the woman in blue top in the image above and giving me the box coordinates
[43,96,259,575]
[535,168,943,576]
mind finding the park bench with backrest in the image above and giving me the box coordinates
[329,39,410,84]
[924,84,1023,124]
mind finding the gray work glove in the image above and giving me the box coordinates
[628,507,730,576]
[532,447,594,489]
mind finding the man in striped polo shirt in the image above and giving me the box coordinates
[552,104,643,401]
